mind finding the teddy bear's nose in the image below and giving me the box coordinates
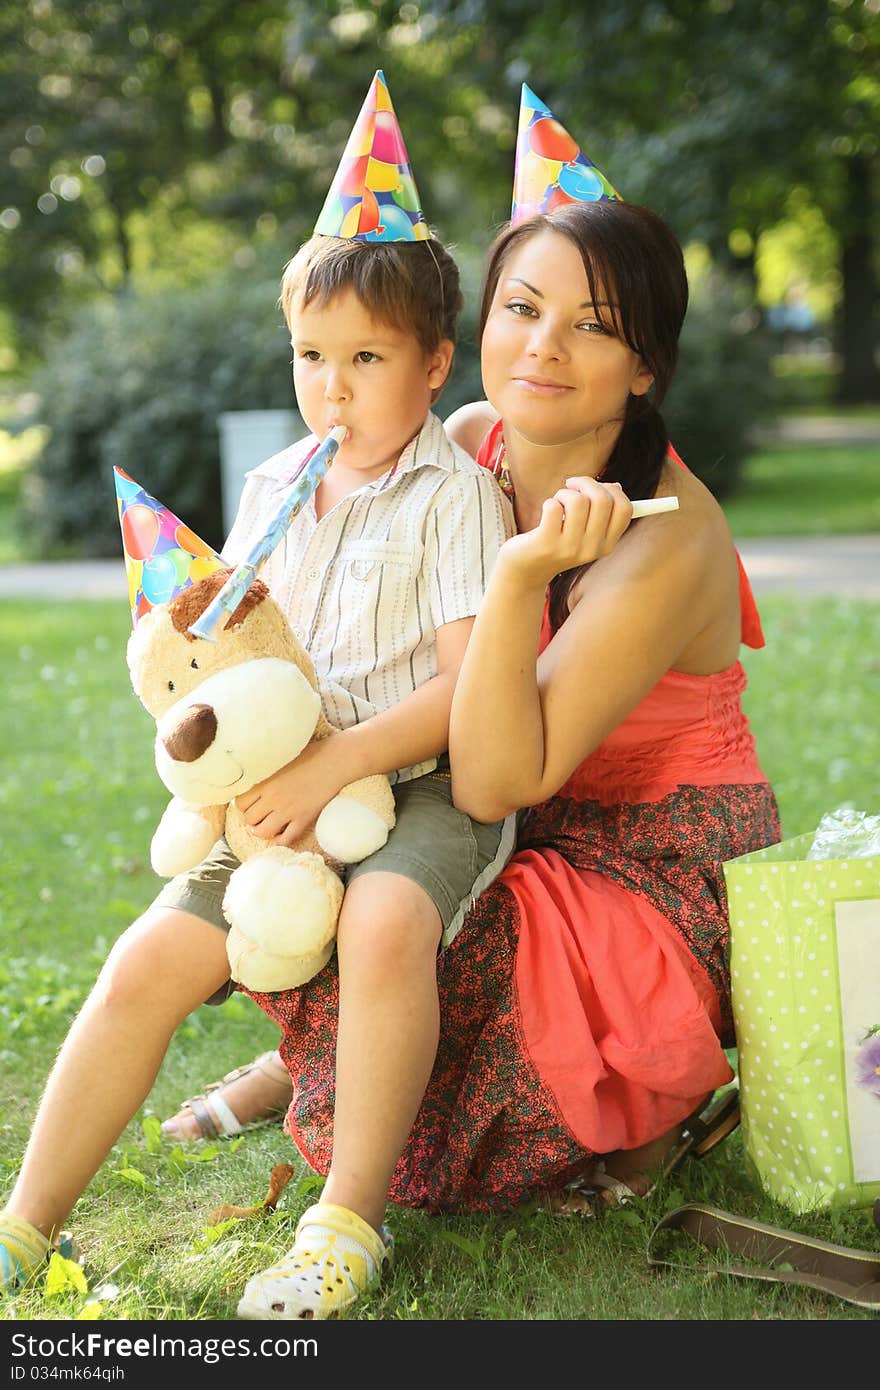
[162,704,218,763]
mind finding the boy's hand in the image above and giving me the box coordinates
[501,476,633,588]
[235,736,350,847]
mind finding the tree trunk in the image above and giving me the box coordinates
[835,155,880,405]
[106,187,132,279]
[208,75,227,155]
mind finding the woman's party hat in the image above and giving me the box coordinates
[314,69,430,242]
[512,84,620,224]
[113,466,226,627]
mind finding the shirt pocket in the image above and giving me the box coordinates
[339,539,419,589]
[334,539,422,666]
[343,538,420,580]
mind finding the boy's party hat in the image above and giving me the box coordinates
[512,83,620,224]
[113,466,226,627]
[314,69,430,242]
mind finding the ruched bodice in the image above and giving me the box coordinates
[567,662,767,807]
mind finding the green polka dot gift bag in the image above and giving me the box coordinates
[724,829,880,1216]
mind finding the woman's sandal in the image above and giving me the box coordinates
[236,1202,393,1320]
[161,1049,292,1142]
[549,1087,741,1217]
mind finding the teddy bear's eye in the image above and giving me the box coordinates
[190,658,199,670]
[167,680,175,692]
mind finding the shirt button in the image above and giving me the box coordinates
[294,625,305,639]
[307,568,318,580]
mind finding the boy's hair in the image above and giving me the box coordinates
[280,234,463,353]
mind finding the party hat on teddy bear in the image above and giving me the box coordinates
[511,83,620,225]
[314,69,430,242]
[113,466,227,627]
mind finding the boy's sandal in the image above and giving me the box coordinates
[549,1088,741,1218]
[236,1202,393,1321]
[161,1050,291,1141]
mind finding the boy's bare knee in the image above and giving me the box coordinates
[337,873,441,975]
[95,907,230,1017]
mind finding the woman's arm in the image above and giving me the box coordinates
[450,486,736,822]
[444,400,500,459]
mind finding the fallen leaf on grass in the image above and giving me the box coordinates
[209,1162,297,1222]
[45,1252,88,1297]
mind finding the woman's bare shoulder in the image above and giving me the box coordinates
[574,460,735,606]
[443,400,500,459]
[668,463,735,549]
[621,463,732,572]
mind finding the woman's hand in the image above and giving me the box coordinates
[503,476,634,587]
[235,735,349,847]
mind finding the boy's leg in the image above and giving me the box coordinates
[236,872,439,1322]
[321,768,513,1233]
[322,872,442,1234]
[3,905,233,1243]
[236,773,512,1319]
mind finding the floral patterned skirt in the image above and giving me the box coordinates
[247,781,781,1213]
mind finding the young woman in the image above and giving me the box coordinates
[232,197,780,1316]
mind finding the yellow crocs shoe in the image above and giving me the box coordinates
[0,1212,81,1296]
[236,1202,393,1321]
[0,1213,50,1293]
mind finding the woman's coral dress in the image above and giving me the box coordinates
[247,428,781,1213]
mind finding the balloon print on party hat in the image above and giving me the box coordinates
[512,83,621,225]
[314,69,430,243]
[113,466,227,627]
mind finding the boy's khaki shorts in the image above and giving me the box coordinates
[153,757,516,1004]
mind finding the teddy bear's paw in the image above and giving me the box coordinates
[223,847,342,959]
[315,795,393,863]
[150,801,222,877]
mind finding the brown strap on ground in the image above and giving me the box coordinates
[647,1203,880,1311]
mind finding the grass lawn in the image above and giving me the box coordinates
[1,596,878,1323]
[0,425,45,565]
[722,442,880,538]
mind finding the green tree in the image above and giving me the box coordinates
[3,1,875,401]
[0,0,506,364]
[0,1,305,360]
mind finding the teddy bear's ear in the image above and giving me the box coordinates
[166,572,266,638]
[113,467,226,629]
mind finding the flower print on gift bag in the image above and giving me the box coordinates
[723,822,880,1216]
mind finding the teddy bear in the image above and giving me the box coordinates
[125,566,396,993]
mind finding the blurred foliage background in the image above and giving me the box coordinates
[1,0,877,553]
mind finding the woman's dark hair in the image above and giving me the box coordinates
[479,201,689,629]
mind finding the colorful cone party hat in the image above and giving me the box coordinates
[512,83,620,225]
[314,69,430,242]
[113,466,227,627]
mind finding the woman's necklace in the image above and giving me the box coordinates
[490,439,515,499]
[491,432,610,505]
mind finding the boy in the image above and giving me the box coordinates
[0,71,514,1318]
